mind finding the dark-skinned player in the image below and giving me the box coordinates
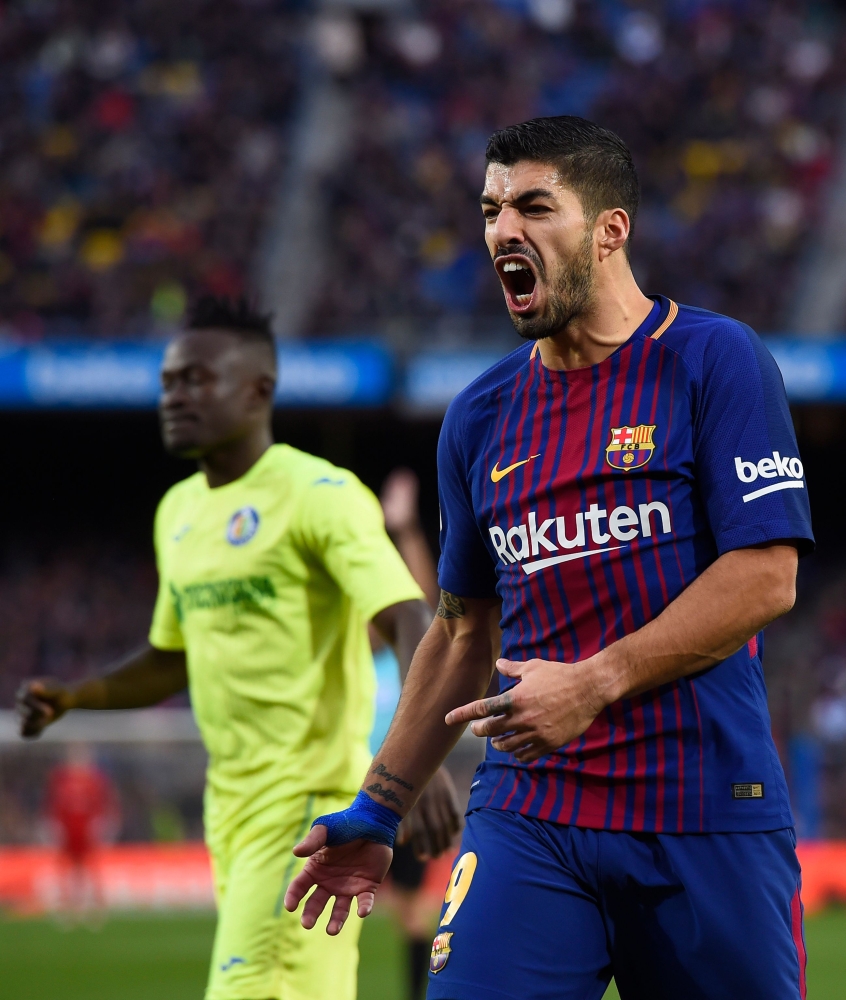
[18,296,460,1000]
[285,118,813,1000]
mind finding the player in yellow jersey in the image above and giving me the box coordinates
[17,296,460,1000]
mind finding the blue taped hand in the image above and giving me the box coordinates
[312,790,402,848]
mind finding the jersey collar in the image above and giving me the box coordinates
[529,295,677,375]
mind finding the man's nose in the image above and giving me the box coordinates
[490,205,527,250]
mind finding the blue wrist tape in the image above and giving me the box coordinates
[312,790,402,848]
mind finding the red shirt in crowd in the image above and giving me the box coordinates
[46,764,117,859]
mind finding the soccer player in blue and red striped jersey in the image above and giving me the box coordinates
[286,117,814,1000]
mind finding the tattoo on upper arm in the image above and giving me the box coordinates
[437,590,466,620]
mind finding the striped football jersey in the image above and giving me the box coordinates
[438,296,813,833]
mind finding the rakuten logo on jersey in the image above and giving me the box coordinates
[489,501,672,576]
[734,452,805,503]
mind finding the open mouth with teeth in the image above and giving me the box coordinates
[497,257,538,313]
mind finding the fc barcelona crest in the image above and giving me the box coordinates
[430,931,454,974]
[606,424,657,471]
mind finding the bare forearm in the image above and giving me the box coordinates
[69,645,188,710]
[591,544,798,706]
[364,616,494,815]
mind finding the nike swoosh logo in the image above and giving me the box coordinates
[490,454,541,483]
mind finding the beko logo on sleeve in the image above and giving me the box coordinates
[734,452,805,503]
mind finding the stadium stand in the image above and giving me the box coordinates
[2,1,842,343]
[0,0,300,339]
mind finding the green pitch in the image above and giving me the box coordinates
[0,908,842,998]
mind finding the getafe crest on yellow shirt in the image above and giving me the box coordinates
[606,424,657,471]
[430,931,454,974]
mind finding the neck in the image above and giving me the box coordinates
[200,424,274,488]
[536,269,654,371]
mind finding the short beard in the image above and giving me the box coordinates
[509,234,596,342]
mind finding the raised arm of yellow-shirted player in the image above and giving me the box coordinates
[296,470,462,862]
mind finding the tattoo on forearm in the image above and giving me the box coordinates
[366,782,405,808]
[437,590,466,620]
[371,762,414,790]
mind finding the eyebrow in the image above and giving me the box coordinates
[479,187,557,207]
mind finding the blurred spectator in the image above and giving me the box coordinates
[45,743,119,918]
[308,0,846,341]
[0,0,300,339]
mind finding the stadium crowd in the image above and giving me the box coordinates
[309,0,845,341]
[1,0,842,343]
[0,0,300,340]
[0,541,155,709]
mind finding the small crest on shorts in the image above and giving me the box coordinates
[430,931,454,974]
[606,424,657,471]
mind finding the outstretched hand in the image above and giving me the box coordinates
[285,825,393,935]
[445,656,608,763]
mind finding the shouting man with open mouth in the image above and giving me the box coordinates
[287,116,813,1000]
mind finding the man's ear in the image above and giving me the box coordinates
[596,208,630,260]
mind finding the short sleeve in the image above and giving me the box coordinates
[692,323,814,556]
[298,474,424,621]
[148,498,185,651]
[437,400,499,598]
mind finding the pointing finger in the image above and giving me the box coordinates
[446,690,514,727]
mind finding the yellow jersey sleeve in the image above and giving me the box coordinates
[148,493,186,652]
[297,473,424,621]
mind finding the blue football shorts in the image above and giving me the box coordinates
[427,808,806,1000]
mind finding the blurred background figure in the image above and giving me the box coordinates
[375,467,446,1000]
[44,743,119,922]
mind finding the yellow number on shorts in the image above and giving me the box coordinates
[440,852,477,927]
